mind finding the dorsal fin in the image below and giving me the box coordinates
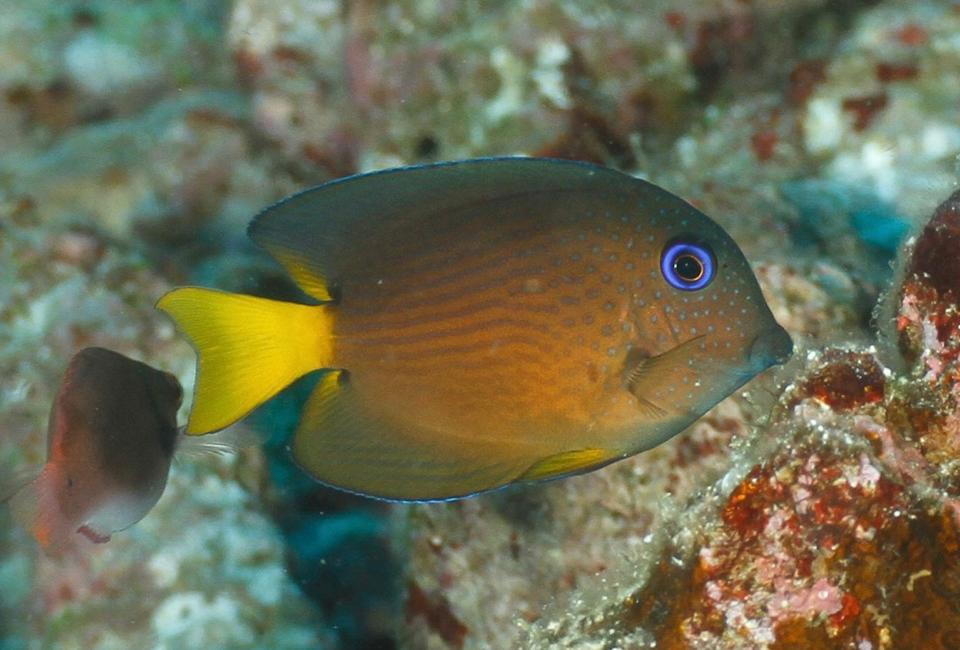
[247,157,644,302]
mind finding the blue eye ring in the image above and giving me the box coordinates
[660,240,715,291]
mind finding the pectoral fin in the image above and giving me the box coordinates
[623,336,707,417]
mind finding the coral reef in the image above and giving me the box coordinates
[227,0,869,174]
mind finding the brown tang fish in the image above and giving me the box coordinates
[7,348,182,551]
[157,157,792,501]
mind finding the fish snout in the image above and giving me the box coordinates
[747,324,793,370]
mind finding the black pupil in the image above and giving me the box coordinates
[674,254,703,282]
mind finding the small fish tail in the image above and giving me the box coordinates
[9,467,70,551]
[157,287,333,434]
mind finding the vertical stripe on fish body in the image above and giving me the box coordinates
[157,158,792,501]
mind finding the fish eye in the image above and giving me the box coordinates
[660,240,715,291]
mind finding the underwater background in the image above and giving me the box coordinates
[1,0,960,648]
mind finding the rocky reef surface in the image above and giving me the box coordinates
[0,0,958,648]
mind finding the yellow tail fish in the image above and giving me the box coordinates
[157,157,792,501]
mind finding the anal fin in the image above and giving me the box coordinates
[518,448,613,482]
[291,371,533,501]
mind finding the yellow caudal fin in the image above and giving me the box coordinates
[156,287,333,435]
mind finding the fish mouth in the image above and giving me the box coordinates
[747,325,794,370]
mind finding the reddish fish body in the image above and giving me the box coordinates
[10,348,182,551]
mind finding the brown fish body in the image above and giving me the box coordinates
[332,199,646,451]
[11,348,181,550]
[331,181,773,459]
[159,158,792,500]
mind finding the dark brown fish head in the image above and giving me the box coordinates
[53,347,183,459]
[623,187,791,431]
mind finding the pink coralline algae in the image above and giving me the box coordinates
[617,426,960,648]
[897,189,960,367]
[894,190,960,488]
